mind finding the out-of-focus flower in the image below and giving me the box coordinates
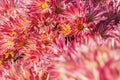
[49,37,120,80]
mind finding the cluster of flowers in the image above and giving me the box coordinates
[0,0,120,80]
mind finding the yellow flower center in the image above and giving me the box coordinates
[42,34,48,40]
[6,51,14,58]
[8,41,14,46]
[77,23,84,31]
[41,3,48,10]
[62,24,71,35]
[0,60,2,66]
[11,31,16,36]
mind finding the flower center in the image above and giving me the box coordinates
[77,23,84,31]
[87,15,93,22]
[62,24,71,35]
[6,51,14,58]
[11,31,16,37]
[42,34,48,40]
[41,3,48,10]
[0,60,2,66]
[55,7,62,14]
[8,41,14,47]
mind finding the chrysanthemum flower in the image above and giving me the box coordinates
[49,37,120,80]
[0,0,30,18]
[27,0,51,18]
[71,17,88,34]
[91,0,120,37]
[61,0,86,21]
[0,60,50,80]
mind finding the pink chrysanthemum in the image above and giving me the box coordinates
[49,36,120,80]
[61,0,86,21]
[0,0,30,18]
